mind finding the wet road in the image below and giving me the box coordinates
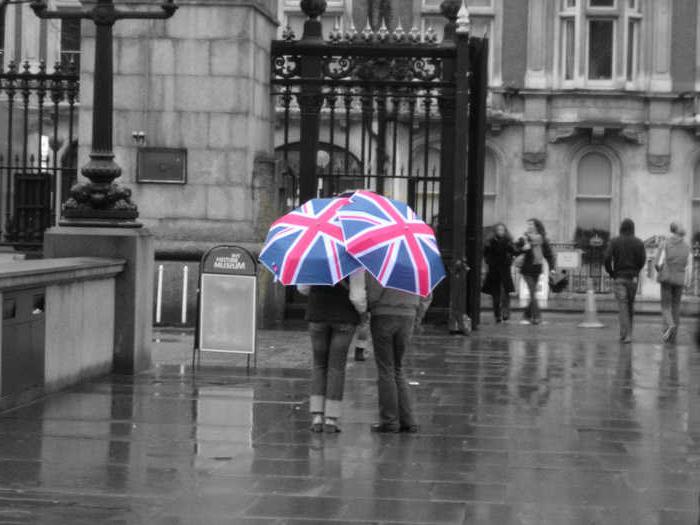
[1,318,700,524]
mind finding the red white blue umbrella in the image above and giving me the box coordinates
[259,197,361,286]
[338,190,446,297]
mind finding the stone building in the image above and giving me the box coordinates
[4,0,700,323]
[7,0,700,246]
[277,0,700,247]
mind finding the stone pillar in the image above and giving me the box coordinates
[647,100,672,174]
[252,153,285,327]
[524,0,549,89]
[522,95,548,171]
[649,0,672,92]
[44,228,154,374]
[77,0,279,251]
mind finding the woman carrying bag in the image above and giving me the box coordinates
[655,222,693,344]
[516,218,556,325]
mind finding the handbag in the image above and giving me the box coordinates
[656,244,670,283]
[549,269,569,293]
[513,254,526,269]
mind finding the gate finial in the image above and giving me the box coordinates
[392,19,406,42]
[362,18,375,42]
[409,24,421,43]
[377,18,389,42]
[300,0,327,20]
[456,0,470,34]
[345,19,358,42]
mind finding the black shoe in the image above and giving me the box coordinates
[502,314,510,321]
[400,425,419,433]
[310,423,323,433]
[354,347,366,362]
[371,423,400,433]
[495,317,503,324]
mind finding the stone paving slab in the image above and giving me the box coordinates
[0,315,700,524]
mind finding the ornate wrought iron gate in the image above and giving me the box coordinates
[0,60,79,249]
[271,1,488,329]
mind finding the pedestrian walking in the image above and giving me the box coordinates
[516,218,556,325]
[298,272,367,433]
[604,218,646,344]
[482,223,516,323]
[655,222,693,344]
[366,273,431,433]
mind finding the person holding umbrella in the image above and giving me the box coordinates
[337,191,445,434]
[298,273,366,433]
[258,197,367,433]
[365,273,431,433]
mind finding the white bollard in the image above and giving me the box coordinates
[155,264,164,324]
[181,265,189,324]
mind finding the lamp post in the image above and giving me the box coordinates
[30,0,178,226]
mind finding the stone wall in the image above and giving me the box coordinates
[78,0,280,253]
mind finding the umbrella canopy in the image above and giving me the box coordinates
[338,190,446,297]
[259,197,361,286]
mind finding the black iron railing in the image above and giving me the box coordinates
[0,60,79,248]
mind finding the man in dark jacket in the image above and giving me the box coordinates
[604,218,647,343]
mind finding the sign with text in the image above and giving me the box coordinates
[556,250,582,269]
[197,246,257,355]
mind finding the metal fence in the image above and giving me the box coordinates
[0,60,79,248]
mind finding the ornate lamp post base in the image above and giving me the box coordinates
[31,0,178,228]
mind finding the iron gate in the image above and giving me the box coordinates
[271,2,488,328]
[0,60,79,248]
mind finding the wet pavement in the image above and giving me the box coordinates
[1,316,700,524]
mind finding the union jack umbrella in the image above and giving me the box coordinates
[338,190,446,297]
[259,198,361,286]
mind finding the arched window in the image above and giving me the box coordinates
[692,160,700,241]
[575,152,612,233]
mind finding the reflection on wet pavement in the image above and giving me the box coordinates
[1,322,700,524]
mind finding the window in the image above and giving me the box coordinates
[483,150,497,228]
[557,0,641,87]
[60,19,81,72]
[589,0,614,7]
[576,153,612,231]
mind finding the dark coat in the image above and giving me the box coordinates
[305,282,360,325]
[516,235,556,277]
[604,219,646,279]
[482,236,516,295]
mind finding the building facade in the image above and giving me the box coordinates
[276,0,700,248]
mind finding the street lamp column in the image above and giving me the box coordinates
[30,0,178,226]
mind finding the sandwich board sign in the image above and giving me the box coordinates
[194,245,257,368]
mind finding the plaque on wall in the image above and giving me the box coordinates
[136,147,187,184]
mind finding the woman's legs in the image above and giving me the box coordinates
[501,284,511,320]
[492,290,502,321]
[309,322,331,416]
[523,274,540,322]
[669,285,684,342]
[322,323,355,420]
[660,284,674,334]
